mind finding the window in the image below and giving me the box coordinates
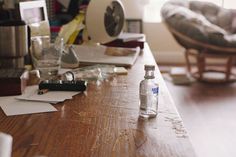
[224,0,236,9]
[143,0,167,23]
[143,0,236,23]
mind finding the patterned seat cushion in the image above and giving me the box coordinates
[161,0,236,48]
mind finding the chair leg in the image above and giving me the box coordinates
[197,53,205,80]
[225,57,234,81]
[185,50,191,73]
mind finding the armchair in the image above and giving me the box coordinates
[161,0,236,83]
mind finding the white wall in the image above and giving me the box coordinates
[121,0,150,19]
[143,22,185,64]
[121,0,185,64]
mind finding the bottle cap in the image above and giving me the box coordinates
[144,65,155,71]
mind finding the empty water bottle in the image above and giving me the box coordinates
[139,65,159,118]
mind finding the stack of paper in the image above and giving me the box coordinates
[0,86,80,116]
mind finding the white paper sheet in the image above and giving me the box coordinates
[0,86,80,116]
[0,96,57,116]
[16,86,80,103]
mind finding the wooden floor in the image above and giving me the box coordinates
[162,67,236,157]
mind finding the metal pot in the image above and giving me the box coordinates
[0,20,28,57]
[0,57,24,68]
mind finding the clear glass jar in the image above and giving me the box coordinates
[139,65,159,118]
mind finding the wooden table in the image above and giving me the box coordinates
[0,44,197,157]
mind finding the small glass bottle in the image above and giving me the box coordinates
[139,65,159,118]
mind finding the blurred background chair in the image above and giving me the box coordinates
[161,0,236,83]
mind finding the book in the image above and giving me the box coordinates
[118,33,145,42]
[103,32,145,49]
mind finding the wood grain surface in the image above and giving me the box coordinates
[0,44,197,157]
[164,74,236,157]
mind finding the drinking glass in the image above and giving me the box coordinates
[31,36,63,80]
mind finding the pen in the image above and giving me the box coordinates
[38,89,48,95]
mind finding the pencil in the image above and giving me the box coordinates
[38,89,49,95]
